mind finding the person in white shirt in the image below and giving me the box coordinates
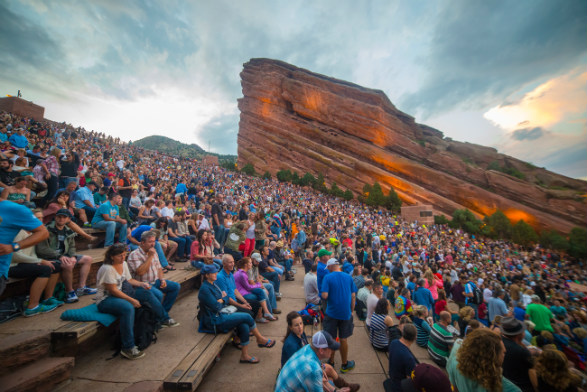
[160,201,175,220]
[304,264,320,305]
[366,282,384,328]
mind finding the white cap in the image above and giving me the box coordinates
[326,258,339,267]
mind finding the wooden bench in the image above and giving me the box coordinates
[163,332,232,391]
[0,248,107,301]
[51,266,201,357]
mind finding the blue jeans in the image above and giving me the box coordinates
[277,258,292,272]
[97,296,136,350]
[244,288,267,305]
[82,205,97,221]
[261,271,280,293]
[152,279,180,314]
[93,220,127,247]
[191,259,223,270]
[213,225,226,252]
[129,242,169,267]
[169,236,190,258]
[217,312,256,346]
[264,282,276,312]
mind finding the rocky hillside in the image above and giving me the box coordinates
[237,58,587,233]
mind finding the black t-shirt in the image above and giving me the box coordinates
[56,228,67,255]
[60,159,77,177]
[502,337,534,392]
[211,203,224,226]
[0,169,18,186]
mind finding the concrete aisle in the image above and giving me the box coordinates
[197,267,388,392]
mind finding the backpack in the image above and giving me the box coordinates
[0,295,26,324]
[111,302,160,357]
[469,283,483,305]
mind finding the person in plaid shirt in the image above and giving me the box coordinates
[127,230,180,328]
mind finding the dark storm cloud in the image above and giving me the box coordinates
[511,127,545,141]
[402,0,587,117]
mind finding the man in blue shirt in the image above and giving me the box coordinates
[488,289,512,323]
[321,258,358,373]
[8,128,28,149]
[413,279,435,315]
[316,248,332,294]
[91,193,127,247]
[0,201,49,295]
[74,181,98,223]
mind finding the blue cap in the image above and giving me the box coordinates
[201,264,218,275]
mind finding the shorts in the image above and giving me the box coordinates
[323,315,354,339]
[0,276,7,297]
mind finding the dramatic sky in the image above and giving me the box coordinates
[1,1,586,179]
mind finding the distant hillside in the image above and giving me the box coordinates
[133,135,236,161]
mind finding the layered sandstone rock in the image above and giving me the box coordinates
[237,58,586,233]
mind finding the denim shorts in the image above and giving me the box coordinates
[323,315,354,339]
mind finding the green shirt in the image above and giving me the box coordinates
[447,340,522,392]
[526,303,554,332]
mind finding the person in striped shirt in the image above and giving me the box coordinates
[427,311,454,367]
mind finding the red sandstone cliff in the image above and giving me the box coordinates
[237,58,587,233]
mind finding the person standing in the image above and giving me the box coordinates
[427,311,454,367]
[211,194,226,251]
[321,258,358,373]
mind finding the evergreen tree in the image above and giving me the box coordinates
[299,172,316,187]
[568,227,587,259]
[385,187,402,212]
[240,163,256,176]
[483,210,512,239]
[511,220,538,246]
[343,190,354,201]
[291,171,300,185]
[262,171,272,180]
[539,230,569,251]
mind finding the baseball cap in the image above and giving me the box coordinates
[317,249,332,257]
[311,331,340,350]
[401,363,453,392]
[55,209,73,218]
[251,253,262,262]
[326,258,339,267]
[201,264,218,275]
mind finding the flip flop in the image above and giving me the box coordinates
[264,313,278,321]
[165,266,177,271]
[255,317,269,324]
[231,340,243,350]
[239,356,260,364]
[258,339,276,348]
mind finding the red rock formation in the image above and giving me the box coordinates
[237,58,587,234]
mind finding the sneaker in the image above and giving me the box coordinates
[83,222,92,228]
[121,346,145,360]
[340,360,355,373]
[161,318,180,328]
[42,297,64,307]
[65,291,79,303]
[76,286,98,296]
[24,303,58,317]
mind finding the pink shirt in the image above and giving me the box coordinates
[234,269,262,296]
[424,277,444,300]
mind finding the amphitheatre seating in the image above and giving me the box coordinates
[0,243,208,391]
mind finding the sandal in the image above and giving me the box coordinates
[231,339,243,350]
[255,317,269,324]
[165,266,177,271]
[264,313,278,321]
[257,339,275,348]
[239,356,260,364]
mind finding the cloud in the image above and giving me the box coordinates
[510,127,545,141]
[401,0,587,117]
[484,68,587,134]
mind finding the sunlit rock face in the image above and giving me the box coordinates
[237,58,586,233]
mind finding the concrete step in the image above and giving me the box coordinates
[0,330,52,376]
[0,356,75,392]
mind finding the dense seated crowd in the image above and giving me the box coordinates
[1,110,587,390]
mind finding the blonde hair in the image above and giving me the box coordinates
[534,349,580,391]
[459,306,475,321]
[457,329,504,392]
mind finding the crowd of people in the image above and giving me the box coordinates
[1,110,587,390]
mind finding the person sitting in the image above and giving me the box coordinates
[258,245,281,297]
[413,305,433,348]
[91,192,127,247]
[427,311,455,368]
[151,218,178,265]
[534,348,581,392]
[500,317,537,392]
[369,297,394,351]
[394,287,413,319]
[356,279,373,321]
[126,224,174,272]
[197,264,274,364]
[126,230,180,328]
[304,263,320,306]
[397,363,453,392]
[168,211,192,261]
[41,190,95,242]
[95,244,165,360]
[0,176,34,208]
[447,328,521,392]
[274,241,294,281]
[387,323,419,391]
[280,312,359,392]
[248,252,280,313]
[73,180,98,224]
[234,256,277,322]
[190,229,222,269]
[9,210,63,316]
[35,209,96,303]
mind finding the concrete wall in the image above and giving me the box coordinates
[0,97,45,120]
